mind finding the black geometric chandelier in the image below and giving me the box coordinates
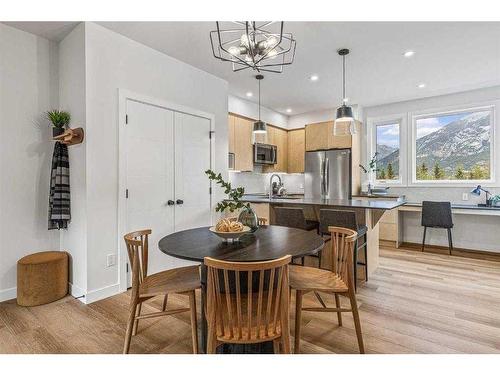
[210,21,296,73]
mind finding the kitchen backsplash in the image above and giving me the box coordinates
[229,171,305,195]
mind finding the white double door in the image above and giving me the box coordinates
[125,99,212,276]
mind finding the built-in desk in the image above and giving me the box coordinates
[401,202,500,216]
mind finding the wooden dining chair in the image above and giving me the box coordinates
[290,226,365,354]
[204,255,292,354]
[123,229,201,354]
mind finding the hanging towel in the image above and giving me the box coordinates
[48,142,71,230]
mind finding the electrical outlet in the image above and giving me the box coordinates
[462,193,469,201]
[106,254,117,267]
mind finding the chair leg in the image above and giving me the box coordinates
[123,300,138,354]
[294,290,303,354]
[281,328,291,354]
[206,330,217,354]
[422,227,427,252]
[188,291,198,354]
[364,233,368,282]
[334,293,343,326]
[273,338,280,354]
[348,292,365,354]
[447,228,453,256]
[301,257,305,266]
[132,302,142,336]
[162,294,168,311]
[353,245,358,292]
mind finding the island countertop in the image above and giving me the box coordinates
[239,195,406,210]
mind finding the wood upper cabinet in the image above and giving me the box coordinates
[287,128,305,173]
[229,114,254,172]
[305,120,361,151]
[228,115,235,154]
[263,125,288,173]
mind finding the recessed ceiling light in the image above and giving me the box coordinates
[403,50,415,58]
[286,108,292,113]
[309,74,319,81]
[246,92,253,97]
[417,83,426,88]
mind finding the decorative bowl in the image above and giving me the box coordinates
[209,226,251,242]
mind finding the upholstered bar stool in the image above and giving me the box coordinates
[319,209,368,290]
[274,207,320,266]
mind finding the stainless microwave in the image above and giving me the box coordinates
[254,143,277,165]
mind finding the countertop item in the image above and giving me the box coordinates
[240,195,406,210]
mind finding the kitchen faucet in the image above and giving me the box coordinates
[269,174,282,200]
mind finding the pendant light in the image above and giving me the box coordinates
[334,48,356,136]
[253,74,267,134]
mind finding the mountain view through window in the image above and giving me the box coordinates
[415,110,491,181]
[376,123,400,180]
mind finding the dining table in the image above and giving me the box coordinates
[158,224,325,353]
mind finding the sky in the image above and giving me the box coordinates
[376,123,399,148]
[415,112,471,139]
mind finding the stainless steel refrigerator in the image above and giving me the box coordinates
[304,149,351,200]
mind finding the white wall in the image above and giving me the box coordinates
[288,105,362,130]
[229,95,288,128]
[82,22,229,300]
[58,23,87,297]
[0,24,60,301]
[363,86,500,252]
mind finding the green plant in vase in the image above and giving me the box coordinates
[205,169,258,231]
[359,152,379,195]
[47,110,71,137]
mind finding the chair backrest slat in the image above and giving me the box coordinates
[328,226,357,288]
[204,255,291,343]
[124,229,152,296]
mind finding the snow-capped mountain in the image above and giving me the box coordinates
[377,111,490,174]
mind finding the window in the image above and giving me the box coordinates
[375,122,401,181]
[413,107,494,183]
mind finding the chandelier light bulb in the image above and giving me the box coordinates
[267,49,278,59]
[267,36,278,47]
[228,46,240,56]
[244,54,253,63]
[240,34,250,48]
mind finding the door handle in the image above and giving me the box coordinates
[167,200,175,206]
[176,199,184,205]
[325,158,330,197]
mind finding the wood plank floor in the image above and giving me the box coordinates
[1,247,500,354]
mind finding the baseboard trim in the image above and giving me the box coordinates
[0,287,16,303]
[84,283,121,304]
[68,283,86,299]
[396,241,500,262]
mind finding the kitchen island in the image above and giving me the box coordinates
[240,195,406,277]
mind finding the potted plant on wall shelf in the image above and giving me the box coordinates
[47,110,71,137]
[205,169,259,231]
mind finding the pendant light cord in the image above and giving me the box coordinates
[258,78,261,121]
[342,54,346,104]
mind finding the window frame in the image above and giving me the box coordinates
[367,114,407,186]
[409,104,496,187]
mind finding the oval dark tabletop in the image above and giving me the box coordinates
[158,225,325,263]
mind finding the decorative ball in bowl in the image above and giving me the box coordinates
[209,219,251,242]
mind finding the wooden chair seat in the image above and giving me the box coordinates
[139,265,200,298]
[289,265,348,293]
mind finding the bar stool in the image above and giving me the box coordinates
[319,209,368,290]
[421,201,454,255]
[274,207,320,266]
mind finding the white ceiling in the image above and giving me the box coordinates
[5,21,500,115]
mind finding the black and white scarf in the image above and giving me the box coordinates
[48,142,71,230]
